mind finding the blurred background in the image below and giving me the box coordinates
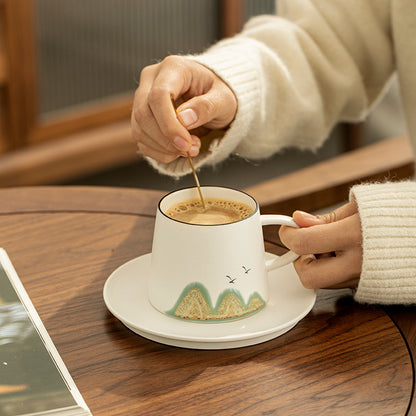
[0,0,406,190]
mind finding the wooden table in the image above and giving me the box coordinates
[0,186,415,416]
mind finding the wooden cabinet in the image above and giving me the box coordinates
[0,0,137,186]
[0,0,255,187]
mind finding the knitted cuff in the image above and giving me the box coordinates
[350,181,416,304]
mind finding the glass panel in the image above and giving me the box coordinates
[244,0,276,22]
[34,0,220,117]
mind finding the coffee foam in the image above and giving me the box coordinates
[165,197,253,225]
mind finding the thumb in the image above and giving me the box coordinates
[292,211,324,228]
[293,201,358,228]
[176,90,237,131]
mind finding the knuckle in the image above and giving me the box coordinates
[139,64,154,79]
[199,95,217,116]
[290,239,303,255]
[279,227,308,254]
[161,54,182,66]
[290,231,310,255]
[161,55,190,72]
[294,261,317,289]
[132,105,151,130]
[147,85,166,107]
[132,97,149,125]
[154,122,180,143]
[132,104,145,123]
[278,226,290,245]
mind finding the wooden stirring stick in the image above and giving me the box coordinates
[171,97,205,209]
[186,153,205,209]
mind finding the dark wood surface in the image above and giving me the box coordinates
[0,186,414,416]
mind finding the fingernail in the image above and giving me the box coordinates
[298,211,317,219]
[178,109,198,127]
[304,254,316,264]
[188,145,199,157]
[173,136,190,152]
[297,211,322,224]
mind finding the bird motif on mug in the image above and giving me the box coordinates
[226,266,252,284]
[226,275,236,284]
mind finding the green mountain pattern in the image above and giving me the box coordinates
[166,283,265,321]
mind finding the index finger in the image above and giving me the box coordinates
[147,67,193,149]
[280,214,362,255]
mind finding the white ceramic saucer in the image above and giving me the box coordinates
[103,253,316,350]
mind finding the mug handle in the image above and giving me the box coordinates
[261,215,300,270]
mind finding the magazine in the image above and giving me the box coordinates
[0,248,92,416]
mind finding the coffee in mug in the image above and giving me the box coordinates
[165,197,254,225]
[148,186,300,322]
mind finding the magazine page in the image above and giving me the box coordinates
[0,249,91,416]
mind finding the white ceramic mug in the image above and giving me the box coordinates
[148,186,299,322]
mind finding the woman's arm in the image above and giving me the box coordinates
[140,0,394,175]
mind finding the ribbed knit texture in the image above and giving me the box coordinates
[350,181,416,304]
[149,0,416,178]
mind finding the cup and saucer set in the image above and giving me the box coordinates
[103,186,316,350]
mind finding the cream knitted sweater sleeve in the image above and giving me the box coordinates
[350,182,416,304]
[149,0,394,176]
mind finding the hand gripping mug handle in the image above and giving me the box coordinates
[261,215,299,271]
